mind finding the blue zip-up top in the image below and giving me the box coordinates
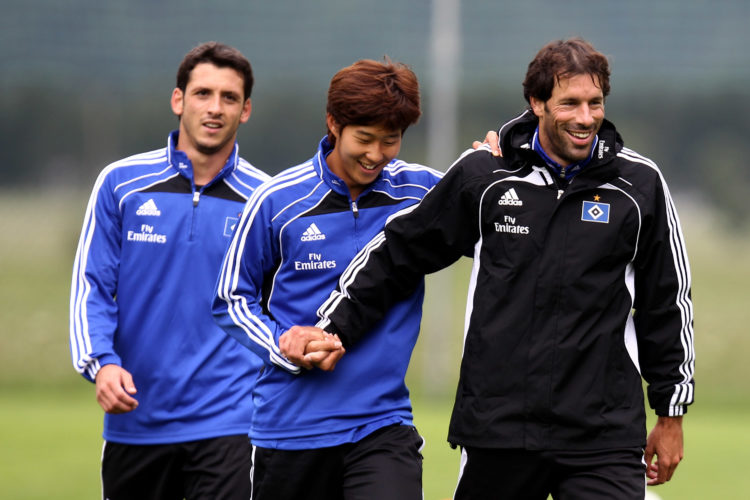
[213,137,442,449]
[70,130,269,444]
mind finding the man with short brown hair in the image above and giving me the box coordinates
[70,42,268,499]
[316,38,695,499]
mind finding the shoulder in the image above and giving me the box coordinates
[447,147,513,183]
[607,147,677,211]
[220,157,271,201]
[105,147,169,174]
[94,147,171,190]
[247,159,321,207]
[235,157,271,185]
[382,159,443,188]
[267,159,320,191]
[614,147,668,186]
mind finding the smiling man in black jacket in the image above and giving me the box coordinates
[315,38,695,499]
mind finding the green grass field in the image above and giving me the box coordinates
[1,191,749,499]
[0,387,748,499]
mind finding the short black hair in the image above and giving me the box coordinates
[176,42,254,100]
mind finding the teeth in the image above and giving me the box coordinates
[361,163,376,170]
[570,131,589,139]
[205,123,221,129]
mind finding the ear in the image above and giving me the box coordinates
[326,113,340,139]
[240,98,252,124]
[170,88,184,117]
[529,96,545,118]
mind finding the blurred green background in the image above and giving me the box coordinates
[1,1,749,499]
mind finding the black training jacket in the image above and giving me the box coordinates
[317,111,695,451]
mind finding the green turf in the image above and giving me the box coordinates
[0,386,747,499]
[0,384,102,500]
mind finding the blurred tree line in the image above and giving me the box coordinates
[2,0,749,226]
[2,81,748,227]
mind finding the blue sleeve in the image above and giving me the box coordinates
[69,169,123,382]
[213,186,301,374]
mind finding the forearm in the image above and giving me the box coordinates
[212,295,300,373]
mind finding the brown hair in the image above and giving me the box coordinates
[523,38,610,104]
[326,58,421,146]
[176,42,254,100]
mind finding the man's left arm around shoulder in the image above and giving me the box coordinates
[279,325,345,371]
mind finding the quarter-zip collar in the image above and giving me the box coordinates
[166,130,240,189]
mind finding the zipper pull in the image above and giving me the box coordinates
[351,200,359,218]
[557,189,563,200]
[193,191,200,207]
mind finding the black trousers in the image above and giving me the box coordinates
[455,446,646,500]
[101,435,252,500]
[251,424,424,500]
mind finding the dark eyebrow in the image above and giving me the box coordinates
[353,129,400,140]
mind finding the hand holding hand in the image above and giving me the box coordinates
[280,326,345,371]
[304,333,346,371]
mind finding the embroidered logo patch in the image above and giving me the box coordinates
[581,200,610,223]
[224,217,238,237]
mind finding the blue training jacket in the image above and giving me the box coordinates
[213,137,442,449]
[70,131,269,444]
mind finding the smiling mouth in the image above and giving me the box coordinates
[569,130,592,139]
[359,161,378,171]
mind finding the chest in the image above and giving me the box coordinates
[479,180,641,267]
[120,191,243,255]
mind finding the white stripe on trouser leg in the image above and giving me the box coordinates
[452,447,469,499]
[100,441,107,500]
[249,445,256,500]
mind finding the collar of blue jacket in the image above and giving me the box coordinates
[166,130,241,187]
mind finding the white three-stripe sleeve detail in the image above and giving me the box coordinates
[70,167,116,376]
[216,169,320,372]
[618,150,695,413]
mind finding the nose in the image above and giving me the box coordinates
[364,143,385,164]
[577,104,595,127]
[207,95,222,115]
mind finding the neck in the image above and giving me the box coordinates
[176,140,235,186]
[190,151,229,186]
[532,128,597,181]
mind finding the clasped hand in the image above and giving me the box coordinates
[279,325,346,371]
